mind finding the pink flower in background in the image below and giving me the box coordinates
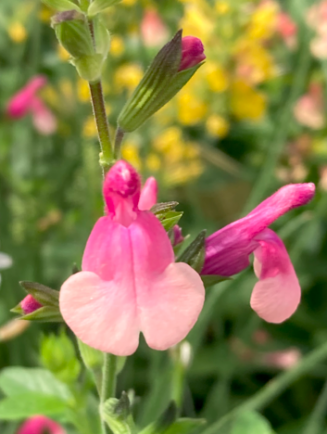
[202,183,315,323]
[263,348,301,369]
[18,416,65,434]
[294,84,325,129]
[179,36,206,71]
[141,9,169,47]
[7,75,57,135]
[60,161,205,356]
[277,12,297,49]
[307,1,327,58]
[21,294,43,315]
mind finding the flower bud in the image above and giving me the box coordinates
[179,36,206,71]
[11,281,63,322]
[21,295,43,314]
[118,30,205,132]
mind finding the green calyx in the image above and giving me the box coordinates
[117,30,204,133]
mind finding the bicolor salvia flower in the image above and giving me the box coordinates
[60,161,205,356]
[18,416,65,434]
[7,75,57,135]
[201,183,315,323]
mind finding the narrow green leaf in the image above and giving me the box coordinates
[160,211,183,232]
[177,230,206,272]
[151,202,179,215]
[164,418,206,434]
[19,281,59,307]
[20,306,63,322]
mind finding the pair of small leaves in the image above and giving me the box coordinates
[102,398,204,434]
[151,202,183,232]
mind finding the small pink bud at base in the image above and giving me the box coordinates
[21,295,43,314]
[179,36,206,71]
[172,225,184,246]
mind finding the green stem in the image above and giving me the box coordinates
[89,81,113,171]
[201,340,327,434]
[303,380,327,434]
[114,127,125,160]
[100,353,117,433]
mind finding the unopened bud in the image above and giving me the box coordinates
[21,295,43,314]
[118,30,205,132]
[179,36,206,71]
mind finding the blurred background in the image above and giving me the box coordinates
[1,0,327,432]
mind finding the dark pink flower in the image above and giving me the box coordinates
[18,416,65,434]
[202,183,315,323]
[21,295,43,315]
[60,161,204,356]
[179,36,206,71]
[141,9,169,48]
[172,225,184,246]
[7,75,57,135]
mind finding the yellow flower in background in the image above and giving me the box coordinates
[153,127,183,153]
[121,140,142,170]
[236,41,276,84]
[83,116,97,138]
[77,79,90,103]
[38,6,52,23]
[180,3,213,43]
[122,0,137,6]
[146,154,161,172]
[110,35,125,57]
[41,86,60,108]
[230,80,266,121]
[178,92,208,125]
[114,63,143,92]
[215,1,230,15]
[206,114,230,137]
[8,22,27,43]
[247,0,279,41]
[58,45,70,62]
[59,79,74,101]
[204,62,229,93]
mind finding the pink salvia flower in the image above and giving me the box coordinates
[293,84,324,129]
[18,416,65,434]
[202,183,315,323]
[21,295,43,315]
[60,161,205,356]
[7,76,46,118]
[179,36,206,71]
[7,75,57,135]
[277,12,297,49]
[141,9,169,48]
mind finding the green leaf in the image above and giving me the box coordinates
[164,418,206,434]
[160,211,183,232]
[78,339,103,370]
[201,275,230,287]
[42,0,82,12]
[139,403,177,434]
[0,367,73,402]
[101,393,136,434]
[231,411,275,434]
[177,230,206,273]
[0,393,67,420]
[88,0,121,17]
[151,202,179,215]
